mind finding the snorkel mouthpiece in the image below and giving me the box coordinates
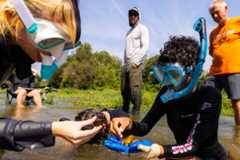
[160,17,208,103]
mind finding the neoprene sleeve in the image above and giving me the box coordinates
[0,118,54,151]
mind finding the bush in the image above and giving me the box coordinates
[92,51,121,89]
[49,43,121,89]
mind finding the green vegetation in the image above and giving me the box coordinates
[37,42,233,116]
[49,43,121,89]
[0,89,5,94]
[221,91,233,116]
[46,88,233,116]
[48,43,160,91]
[46,88,158,111]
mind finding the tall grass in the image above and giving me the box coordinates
[46,88,233,116]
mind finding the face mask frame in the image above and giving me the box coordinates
[151,63,186,88]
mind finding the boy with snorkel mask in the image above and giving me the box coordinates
[103,18,228,160]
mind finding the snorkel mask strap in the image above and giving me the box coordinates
[9,0,38,33]
[10,0,81,50]
[160,17,208,103]
[64,0,82,50]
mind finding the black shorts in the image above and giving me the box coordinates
[205,74,240,100]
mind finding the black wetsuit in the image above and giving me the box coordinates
[127,85,227,160]
[0,118,54,151]
[0,35,33,83]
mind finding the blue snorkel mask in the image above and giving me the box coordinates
[151,17,208,103]
[151,63,187,89]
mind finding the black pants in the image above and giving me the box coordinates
[194,142,228,160]
[205,75,240,100]
[121,64,143,114]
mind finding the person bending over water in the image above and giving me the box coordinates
[103,35,228,160]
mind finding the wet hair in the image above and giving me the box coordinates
[75,109,109,143]
[158,36,199,68]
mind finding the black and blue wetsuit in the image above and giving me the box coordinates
[127,85,227,160]
[0,118,54,151]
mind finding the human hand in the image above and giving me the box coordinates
[101,111,111,125]
[138,143,164,160]
[110,117,133,138]
[52,117,102,144]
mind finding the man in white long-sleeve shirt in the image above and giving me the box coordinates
[121,7,149,114]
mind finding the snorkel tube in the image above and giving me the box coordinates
[160,17,208,103]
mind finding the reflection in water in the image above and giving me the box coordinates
[0,93,239,160]
[234,126,240,145]
[0,104,41,120]
[228,126,240,160]
[14,107,41,119]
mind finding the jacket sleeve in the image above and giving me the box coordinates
[127,91,167,136]
[162,87,221,158]
[0,118,55,151]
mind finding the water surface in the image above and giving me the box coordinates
[0,93,239,160]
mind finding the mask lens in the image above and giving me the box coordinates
[167,70,181,81]
[38,38,65,50]
[152,66,165,82]
[165,67,185,87]
[152,64,185,88]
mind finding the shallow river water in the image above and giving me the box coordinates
[0,93,239,160]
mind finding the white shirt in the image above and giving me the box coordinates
[124,23,149,66]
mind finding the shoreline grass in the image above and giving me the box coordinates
[46,88,234,116]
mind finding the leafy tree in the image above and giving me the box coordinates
[92,51,121,89]
[50,43,121,89]
[143,55,159,82]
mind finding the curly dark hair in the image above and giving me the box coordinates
[158,36,199,68]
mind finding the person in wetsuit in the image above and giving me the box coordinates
[0,0,81,82]
[0,0,103,153]
[105,36,227,160]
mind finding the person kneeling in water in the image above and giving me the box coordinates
[103,30,228,160]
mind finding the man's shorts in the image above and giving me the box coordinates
[205,74,240,100]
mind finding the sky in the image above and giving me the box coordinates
[79,0,240,71]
